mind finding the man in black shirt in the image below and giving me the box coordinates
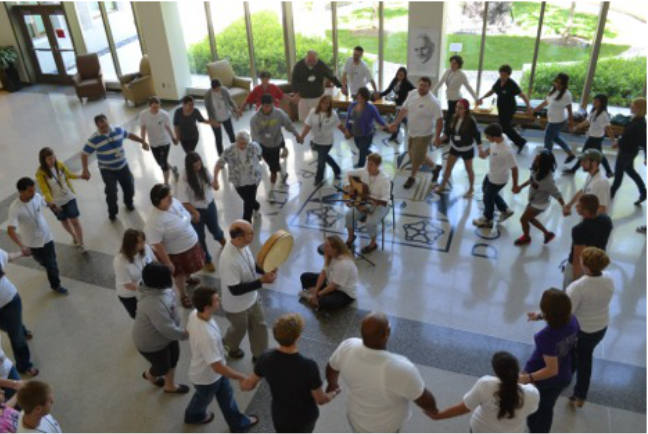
[564,194,613,288]
[241,313,338,432]
[477,64,533,152]
[291,50,342,121]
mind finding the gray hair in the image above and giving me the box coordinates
[235,130,251,144]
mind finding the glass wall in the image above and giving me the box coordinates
[105,2,141,75]
[210,3,249,78]
[177,1,210,87]
[74,2,117,81]
[335,1,379,83]
[382,1,408,86]
[293,1,334,69]
[249,0,288,81]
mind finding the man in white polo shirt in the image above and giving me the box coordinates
[563,148,610,216]
[389,76,444,190]
[184,287,259,429]
[219,220,276,361]
[326,312,439,432]
[342,46,376,98]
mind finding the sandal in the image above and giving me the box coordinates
[181,295,193,309]
[20,367,39,377]
[142,371,164,387]
[164,384,190,394]
[361,244,378,254]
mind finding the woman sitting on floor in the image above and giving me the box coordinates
[299,235,358,311]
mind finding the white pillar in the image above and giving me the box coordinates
[407,1,446,85]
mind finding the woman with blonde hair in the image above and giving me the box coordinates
[565,247,614,408]
[299,95,350,185]
[611,97,646,204]
[299,235,358,310]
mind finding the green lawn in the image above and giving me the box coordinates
[333,29,629,71]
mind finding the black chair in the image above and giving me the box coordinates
[380,180,396,250]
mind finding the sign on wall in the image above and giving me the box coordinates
[408,27,439,76]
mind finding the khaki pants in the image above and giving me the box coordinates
[223,299,268,358]
[298,97,320,122]
[408,135,433,169]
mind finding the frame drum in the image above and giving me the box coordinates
[256,230,294,272]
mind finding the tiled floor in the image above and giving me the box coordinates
[0,87,645,432]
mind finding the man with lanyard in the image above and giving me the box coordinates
[563,149,610,216]
[291,50,342,122]
[342,46,377,98]
[81,114,149,221]
[219,220,277,362]
[344,153,391,254]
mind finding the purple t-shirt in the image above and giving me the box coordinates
[524,316,580,386]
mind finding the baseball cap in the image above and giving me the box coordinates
[580,148,603,162]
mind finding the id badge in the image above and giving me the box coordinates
[307,75,316,82]
[454,135,461,142]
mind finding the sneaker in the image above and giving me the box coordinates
[432,166,442,183]
[498,209,514,222]
[281,172,289,185]
[637,225,646,234]
[227,348,245,359]
[634,193,646,206]
[472,217,493,228]
[52,286,69,295]
[562,168,576,175]
[565,154,576,164]
[252,209,261,220]
[77,244,87,253]
[544,232,556,244]
[203,262,215,273]
[126,205,135,212]
[606,172,614,178]
[568,396,585,408]
[514,234,532,246]
[172,166,180,182]
[108,214,117,222]
[403,177,416,189]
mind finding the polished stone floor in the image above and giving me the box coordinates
[0,87,645,432]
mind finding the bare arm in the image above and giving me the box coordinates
[165,124,178,143]
[312,386,339,405]
[429,401,470,420]
[325,363,340,393]
[567,104,574,129]
[212,361,246,381]
[151,243,173,270]
[520,355,558,383]
[174,126,182,142]
[7,226,26,252]
[511,166,519,189]
[414,388,439,417]
[519,92,532,111]
[370,79,378,93]
[140,125,147,142]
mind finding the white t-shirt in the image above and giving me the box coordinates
[0,335,14,379]
[433,69,477,101]
[328,337,425,433]
[7,193,53,248]
[140,109,173,147]
[175,171,215,209]
[545,90,572,123]
[463,375,540,433]
[45,171,75,207]
[305,109,341,145]
[487,139,517,185]
[587,111,611,138]
[325,256,358,299]
[187,310,225,385]
[567,273,614,333]
[347,168,391,203]
[403,90,442,138]
[344,58,373,96]
[112,245,155,298]
[17,413,62,433]
[218,242,259,313]
[0,249,18,309]
[210,90,232,122]
[146,198,198,255]
[583,170,610,209]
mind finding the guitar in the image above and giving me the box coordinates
[339,176,377,214]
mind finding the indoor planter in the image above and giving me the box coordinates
[0,46,22,92]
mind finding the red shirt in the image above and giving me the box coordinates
[245,83,284,108]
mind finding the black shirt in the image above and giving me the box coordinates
[291,59,342,99]
[254,350,323,428]
[492,78,522,114]
[569,214,613,263]
[381,77,415,106]
[173,108,205,141]
[618,117,647,156]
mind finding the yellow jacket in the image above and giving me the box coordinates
[35,161,79,203]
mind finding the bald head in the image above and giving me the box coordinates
[229,219,253,247]
[361,312,390,349]
[306,50,318,67]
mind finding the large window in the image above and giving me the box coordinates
[178,1,209,79]
[249,1,288,81]
[74,2,117,81]
[293,1,334,69]
[105,1,141,75]
[334,2,379,82]
[382,1,409,87]
[210,3,248,77]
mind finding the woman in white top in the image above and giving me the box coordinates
[533,73,576,163]
[113,229,156,318]
[565,94,614,176]
[299,235,357,311]
[177,152,226,273]
[431,351,539,433]
[299,95,350,186]
[566,247,614,408]
[0,248,37,377]
[432,55,478,140]
[146,184,203,308]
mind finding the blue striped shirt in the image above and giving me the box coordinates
[83,127,130,170]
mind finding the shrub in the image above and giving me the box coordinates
[521,56,646,107]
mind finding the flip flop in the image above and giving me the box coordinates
[164,384,190,394]
[142,371,164,387]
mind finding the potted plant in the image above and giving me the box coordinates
[0,46,22,92]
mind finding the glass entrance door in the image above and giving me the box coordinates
[17,6,76,83]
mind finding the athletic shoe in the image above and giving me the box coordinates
[126,205,135,212]
[637,225,646,234]
[172,166,180,182]
[565,154,576,164]
[514,235,531,246]
[281,172,289,185]
[432,166,442,183]
[606,172,614,178]
[634,193,646,206]
[472,217,493,228]
[403,177,415,189]
[569,396,585,408]
[52,286,69,295]
[544,232,556,244]
[498,209,514,222]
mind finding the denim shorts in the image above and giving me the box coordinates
[53,198,80,221]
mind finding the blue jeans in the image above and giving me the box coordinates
[527,380,570,433]
[312,143,341,184]
[544,121,572,154]
[184,377,251,431]
[30,241,61,290]
[0,294,32,372]
[99,165,134,218]
[192,201,224,264]
[573,327,606,400]
[482,176,508,221]
[354,134,374,168]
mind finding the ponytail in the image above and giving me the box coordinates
[492,351,523,419]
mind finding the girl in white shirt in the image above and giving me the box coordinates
[433,55,478,140]
[533,73,576,163]
[299,235,358,311]
[431,351,539,433]
[566,247,614,408]
[565,94,614,176]
[113,229,156,318]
